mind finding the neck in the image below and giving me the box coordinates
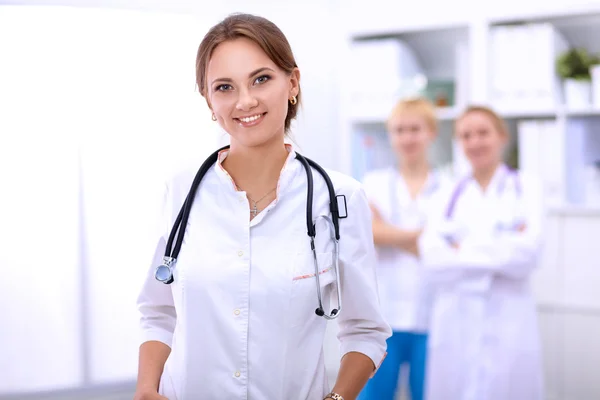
[399,158,430,180]
[222,137,288,193]
[399,158,430,199]
[473,161,502,191]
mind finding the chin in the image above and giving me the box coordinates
[231,130,283,149]
[402,152,425,164]
[470,159,495,171]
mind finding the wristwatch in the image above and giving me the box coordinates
[324,392,344,400]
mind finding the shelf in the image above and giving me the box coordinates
[551,14,600,57]
[350,106,463,125]
[547,204,600,217]
[537,302,600,316]
[488,12,600,118]
[497,106,600,119]
[564,107,600,117]
[348,21,469,41]
[497,108,559,119]
[353,105,600,123]
[347,24,469,117]
[489,9,600,38]
[437,106,463,120]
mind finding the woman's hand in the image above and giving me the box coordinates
[133,389,168,400]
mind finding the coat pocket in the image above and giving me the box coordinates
[289,251,335,327]
[292,251,335,284]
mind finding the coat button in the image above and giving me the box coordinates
[234,371,241,378]
[238,250,243,257]
[234,309,241,316]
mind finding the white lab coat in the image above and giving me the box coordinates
[137,145,391,400]
[362,168,450,332]
[418,165,544,400]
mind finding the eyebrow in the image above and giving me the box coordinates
[211,67,275,86]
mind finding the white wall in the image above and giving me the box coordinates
[1,0,343,170]
[0,5,217,394]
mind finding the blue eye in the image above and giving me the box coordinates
[254,75,270,85]
[215,84,232,92]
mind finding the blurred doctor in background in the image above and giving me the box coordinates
[359,98,450,400]
[418,106,544,400]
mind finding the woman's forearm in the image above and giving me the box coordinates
[330,352,376,400]
[372,220,420,253]
[136,340,171,392]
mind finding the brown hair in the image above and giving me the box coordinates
[456,105,508,136]
[195,13,301,133]
[388,97,438,132]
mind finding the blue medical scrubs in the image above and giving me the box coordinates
[359,331,428,400]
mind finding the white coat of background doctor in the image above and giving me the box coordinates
[418,106,544,400]
[358,98,451,400]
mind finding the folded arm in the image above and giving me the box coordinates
[370,204,421,255]
[419,175,544,280]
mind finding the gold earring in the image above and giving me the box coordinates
[211,113,217,121]
[289,96,297,105]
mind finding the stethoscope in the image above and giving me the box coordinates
[445,164,522,219]
[154,145,348,320]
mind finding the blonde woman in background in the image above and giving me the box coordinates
[359,98,450,400]
[418,106,544,400]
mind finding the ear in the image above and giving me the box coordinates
[428,128,438,141]
[289,67,300,97]
[500,130,510,144]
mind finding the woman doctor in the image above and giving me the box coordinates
[359,98,448,400]
[134,13,391,400]
[418,106,544,400]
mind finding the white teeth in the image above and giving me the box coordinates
[239,114,262,123]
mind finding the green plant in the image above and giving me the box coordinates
[556,48,599,81]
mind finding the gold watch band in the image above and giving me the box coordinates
[324,392,344,400]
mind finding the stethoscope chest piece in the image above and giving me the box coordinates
[155,257,175,284]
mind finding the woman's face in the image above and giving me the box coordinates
[455,111,507,172]
[387,113,435,165]
[206,37,299,148]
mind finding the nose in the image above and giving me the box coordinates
[236,88,258,111]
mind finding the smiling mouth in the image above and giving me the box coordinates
[235,113,266,124]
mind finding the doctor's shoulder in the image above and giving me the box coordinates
[360,168,391,193]
[321,168,372,212]
[358,168,392,210]
[159,163,219,223]
[424,170,461,221]
[429,167,457,198]
[431,168,455,195]
[513,169,544,205]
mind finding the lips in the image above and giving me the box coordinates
[238,114,262,123]
[234,112,266,127]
